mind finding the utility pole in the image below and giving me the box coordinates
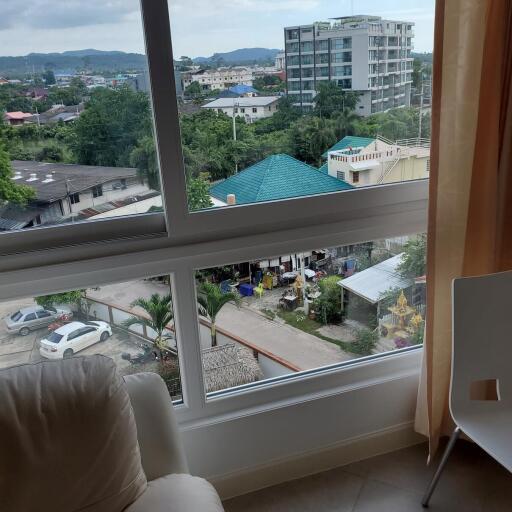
[232,99,238,173]
[65,179,73,221]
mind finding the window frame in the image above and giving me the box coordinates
[0,0,431,426]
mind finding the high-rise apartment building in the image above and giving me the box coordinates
[284,16,414,116]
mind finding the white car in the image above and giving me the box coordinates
[39,321,112,360]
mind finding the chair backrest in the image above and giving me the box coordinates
[0,355,147,512]
[451,270,512,421]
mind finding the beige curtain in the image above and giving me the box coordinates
[415,0,512,458]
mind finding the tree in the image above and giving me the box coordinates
[397,234,427,278]
[43,69,56,85]
[184,81,202,98]
[123,294,174,361]
[314,81,359,118]
[313,276,343,324]
[35,290,84,310]
[0,143,35,205]
[197,282,241,347]
[187,175,213,211]
[35,143,64,163]
[330,107,359,139]
[130,136,160,190]
[71,86,152,167]
[289,116,336,165]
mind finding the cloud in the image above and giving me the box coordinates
[0,0,140,30]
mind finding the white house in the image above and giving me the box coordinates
[201,96,280,122]
[324,135,430,187]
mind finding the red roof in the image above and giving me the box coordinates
[5,111,33,120]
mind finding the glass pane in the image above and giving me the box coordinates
[0,2,163,232]
[0,276,182,401]
[166,3,434,210]
[196,234,426,395]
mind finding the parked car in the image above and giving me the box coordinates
[39,321,112,359]
[4,306,73,336]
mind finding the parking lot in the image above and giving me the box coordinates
[0,300,147,372]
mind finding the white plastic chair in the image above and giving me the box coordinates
[422,270,512,507]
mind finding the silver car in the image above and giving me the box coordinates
[4,306,73,336]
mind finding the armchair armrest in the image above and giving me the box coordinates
[124,372,189,481]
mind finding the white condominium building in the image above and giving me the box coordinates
[182,67,253,91]
[284,15,415,116]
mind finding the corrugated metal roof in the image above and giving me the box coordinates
[202,96,279,108]
[210,154,353,205]
[322,135,375,158]
[338,253,412,303]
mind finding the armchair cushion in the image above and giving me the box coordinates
[124,474,224,512]
[0,355,147,512]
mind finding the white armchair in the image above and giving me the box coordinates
[0,355,224,512]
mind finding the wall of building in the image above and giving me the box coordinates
[205,102,278,122]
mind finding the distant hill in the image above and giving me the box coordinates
[193,48,281,65]
[0,50,147,77]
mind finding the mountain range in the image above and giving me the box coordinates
[192,47,281,65]
[0,47,283,77]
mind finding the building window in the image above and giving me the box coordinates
[252,107,257,113]
[92,185,103,198]
[240,108,245,113]
[337,171,346,181]
[352,171,360,184]
[69,193,80,205]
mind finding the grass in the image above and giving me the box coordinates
[276,310,363,355]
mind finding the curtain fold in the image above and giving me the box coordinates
[415,0,512,458]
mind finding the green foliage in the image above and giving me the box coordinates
[71,86,152,167]
[397,234,427,278]
[0,143,35,205]
[187,174,213,211]
[289,116,336,165]
[350,327,379,355]
[253,75,285,93]
[123,294,174,357]
[6,96,33,113]
[261,308,276,320]
[197,281,241,346]
[314,81,359,118]
[129,136,160,190]
[184,81,202,97]
[35,290,84,309]
[35,142,64,162]
[314,275,343,325]
[43,69,56,85]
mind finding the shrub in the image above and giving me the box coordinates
[313,275,342,325]
[350,327,379,355]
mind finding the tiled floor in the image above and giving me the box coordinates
[223,441,512,511]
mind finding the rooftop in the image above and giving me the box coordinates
[322,136,375,159]
[338,253,411,303]
[202,96,280,109]
[11,160,138,203]
[210,154,353,205]
[5,111,33,120]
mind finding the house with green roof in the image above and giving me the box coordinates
[321,136,375,159]
[210,154,353,206]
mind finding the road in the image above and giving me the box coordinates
[89,280,353,371]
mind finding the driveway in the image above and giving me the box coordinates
[0,311,146,372]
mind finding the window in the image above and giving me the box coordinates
[252,108,257,113]
[0,276,182,401]
[315,40,329,51]
[69,193,80,205]
[92,185,103,198]
[240,108,245,114]
[300,41,313,53]
[1,0,433,429]
[352,171,360,184]
[0,0,162,241]
[196,234,426,395]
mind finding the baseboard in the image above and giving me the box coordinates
[211,421,425,500]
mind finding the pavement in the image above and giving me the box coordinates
[89,280,354,371]
[0,298,145,372]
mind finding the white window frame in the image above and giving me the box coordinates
[0,0,429,427]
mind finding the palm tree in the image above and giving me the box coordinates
[123,293,174,361]
[332,108,359,139]
[197,282,241,347]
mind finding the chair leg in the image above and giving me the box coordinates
[421,426,461,507]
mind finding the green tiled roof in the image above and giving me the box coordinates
[322,136,375,158]
[317,162,328,174]
[210,154,353,205]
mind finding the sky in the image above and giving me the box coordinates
[0,0,435,58]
